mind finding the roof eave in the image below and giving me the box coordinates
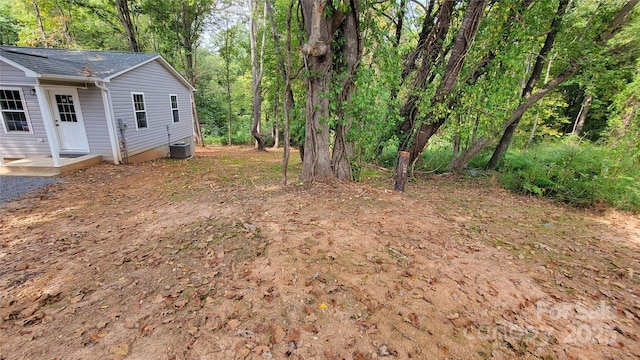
[39,74,107,83]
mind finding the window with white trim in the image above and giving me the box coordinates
[131,93,148,129]
[170,94,179,123]
[0,88,32,133]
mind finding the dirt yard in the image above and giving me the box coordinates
[1,146,639,360]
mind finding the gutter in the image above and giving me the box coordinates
[94,81,120,164]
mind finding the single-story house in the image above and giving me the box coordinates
[0,46,195,167]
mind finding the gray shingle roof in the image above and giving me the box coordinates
[0,46,158,80]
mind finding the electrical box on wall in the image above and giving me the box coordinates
[117,118,128,131]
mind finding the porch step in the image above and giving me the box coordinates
[0,155,103,177]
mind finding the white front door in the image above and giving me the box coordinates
[49,89,89,152]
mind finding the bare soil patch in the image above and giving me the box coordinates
[1,146,639,360]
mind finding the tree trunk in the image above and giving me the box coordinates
[300,0,360,183]
[446,137,490,173]
[272,123,279,149]
[115,0,142,52]
[527,54,554,148]
[447,62,581,173]
[331,1,361,180]
[224,15,233,147]
[53,0,74,46]
[486,0,570,170]
[599,0,639,43]
[394,151,410,191]
[572,94,592,136]
[250,0,267,151]
[485,0,638,169]
[282,1,295,185]
[400,0,441,83]
[398,0,456,136]
[32,0,47,46]
[300,0,336,182]
[191,96,203,146]
[402,0,488,165]
[266,0,295,183]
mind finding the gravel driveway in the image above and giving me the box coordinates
[0,176,62,204]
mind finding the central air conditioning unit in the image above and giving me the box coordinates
[169,143,191,159]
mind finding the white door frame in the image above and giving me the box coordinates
[47,88,90,153]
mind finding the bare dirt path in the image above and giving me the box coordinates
[1,146,639,360]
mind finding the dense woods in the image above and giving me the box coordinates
[1,0,638,210]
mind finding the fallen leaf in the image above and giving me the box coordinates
[284,328,300,343]
[304,305,314,315]
[96,321,109,329]
[174,299,188,309]
[90,332,107,340]
[409,312,419,327]
[140,324,156,335]
[270,325,285,344]
[111,343,129,356]
[227,319,240,330]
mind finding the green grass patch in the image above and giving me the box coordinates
[498,140,640,212]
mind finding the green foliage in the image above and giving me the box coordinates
[377,136,400,168]
[498,140,640,212]
[417,144,452,173]
[0,1,19,45]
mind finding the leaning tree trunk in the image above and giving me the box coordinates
[448,62,581,173]
[116,0,142,52]
[32,0,47,46]
[403,0,488,164]
[486,0,568,169]
[397,0,456,138]
[487,0,638,170]
[572,94,592,136]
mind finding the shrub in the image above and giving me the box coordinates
[498,140,640,212]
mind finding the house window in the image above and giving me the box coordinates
[132,93,148,129]
[0,89,32,133]
[170,95,179,123]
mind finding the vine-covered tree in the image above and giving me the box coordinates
[299,0,362,182]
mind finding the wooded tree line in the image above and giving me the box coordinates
[2,0,638,193]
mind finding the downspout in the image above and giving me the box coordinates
[95,81,121,164]
[34,80,61,167]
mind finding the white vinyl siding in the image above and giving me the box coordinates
[131,93,148,130]
[0,88,33,133]
[170,94,179,123]
[108,59,194,157]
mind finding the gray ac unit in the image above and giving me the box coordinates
[169,143,191,159]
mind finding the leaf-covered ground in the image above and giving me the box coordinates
[1,146,639,360]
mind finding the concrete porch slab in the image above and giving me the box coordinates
[0,155,103,177]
